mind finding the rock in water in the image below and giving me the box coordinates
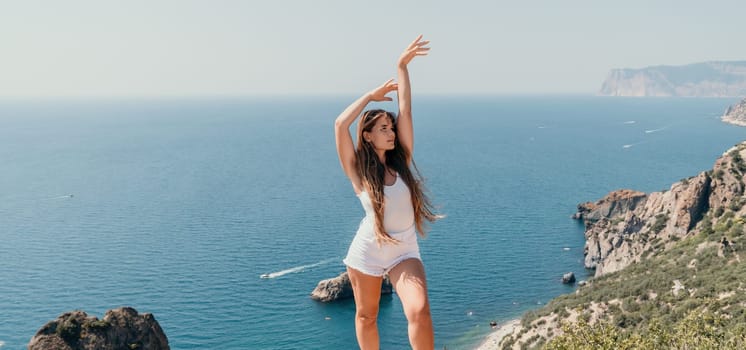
[562,272,576,284]
[28,307,169,350]
[311,272,393,302]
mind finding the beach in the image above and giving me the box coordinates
[475,319,521,350]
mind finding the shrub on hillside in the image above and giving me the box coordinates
[545,310,746,350]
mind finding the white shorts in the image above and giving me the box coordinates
[343,219,420,277]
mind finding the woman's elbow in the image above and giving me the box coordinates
[334,118,350,133]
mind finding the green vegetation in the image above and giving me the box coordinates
[713,169,724,181]
[729,197,746,211]
[730,149,746,173]
[650,213,669,234]
[501,143,746,349]
[512,220,745,349]
[54,317,111,343]
[84,319,110,330]
[714,206,725,217]
[545,310,746,349]
[700,214,714,235]
[56,318,81,343]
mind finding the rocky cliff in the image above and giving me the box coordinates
[722,97,746,126]
[599,61,746,97]
[491,141,746,349]
[28,307,169,350]
[574,141,746,277]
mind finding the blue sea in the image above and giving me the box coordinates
[0,96,743,349]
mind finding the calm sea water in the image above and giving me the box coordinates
[0,96,743,349]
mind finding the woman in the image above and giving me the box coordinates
[334,35,440,350]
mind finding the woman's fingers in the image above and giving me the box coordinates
[369,79,398,101]
[399,35,430,67]
[415,40,430,47]
[407,41,430,56]
[413,47,430,54]
[404,47,429,60]
[408,39,429,52]
[379,79,395,90]
[382,80,397,90]
[408,34,424,48]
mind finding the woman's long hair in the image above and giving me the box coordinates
[355,109,441,244]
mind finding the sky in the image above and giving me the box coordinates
[1,0,745,97]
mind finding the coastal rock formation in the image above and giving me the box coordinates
[598,61,746,97]
[722,97,746,126]
[486,141,746,350]
[311,272,393,302]
[574,141,746,277]
[28,307,169,350]
[561,272,576,284]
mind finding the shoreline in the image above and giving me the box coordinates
[722,115,746,127]
[474,319,521,350]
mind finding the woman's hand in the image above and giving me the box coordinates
[368,78,398,102]
[398,34,430,68]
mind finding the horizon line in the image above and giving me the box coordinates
[1,93,743,101]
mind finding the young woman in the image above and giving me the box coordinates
[334,35,440,350]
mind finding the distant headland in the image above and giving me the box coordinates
[722,97,746,126]
[599,61,746,97]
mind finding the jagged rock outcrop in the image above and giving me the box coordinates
[574,142,746,277]
[28,307,169,350]
[492,141,746,350]
[599,61,746,97]
[722,97,746,126]
[561,272,576,284]
[310,272,393,302]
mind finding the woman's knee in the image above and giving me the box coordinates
[355,308,379,325]
[404,299,431,323]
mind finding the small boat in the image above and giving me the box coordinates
[260,273,270,279]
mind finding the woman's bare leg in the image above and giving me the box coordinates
[388,258,434,350]
[347,267,383,350]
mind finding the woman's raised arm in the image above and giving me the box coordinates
[335,79,398,194]
[396,35,430,163]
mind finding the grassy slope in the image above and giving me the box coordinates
[499,144,746,349]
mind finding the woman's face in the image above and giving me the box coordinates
[363,115,396,151]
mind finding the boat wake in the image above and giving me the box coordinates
[41,194,74,201]
[645,126,668,134]
[260,257,337,279]
[623,142,645,149]
[0,340,5,348]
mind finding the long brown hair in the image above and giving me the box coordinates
[355,109,440,244]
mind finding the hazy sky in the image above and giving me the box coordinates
[2,0,745,97]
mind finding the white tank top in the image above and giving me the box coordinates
[358,173,415,233]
